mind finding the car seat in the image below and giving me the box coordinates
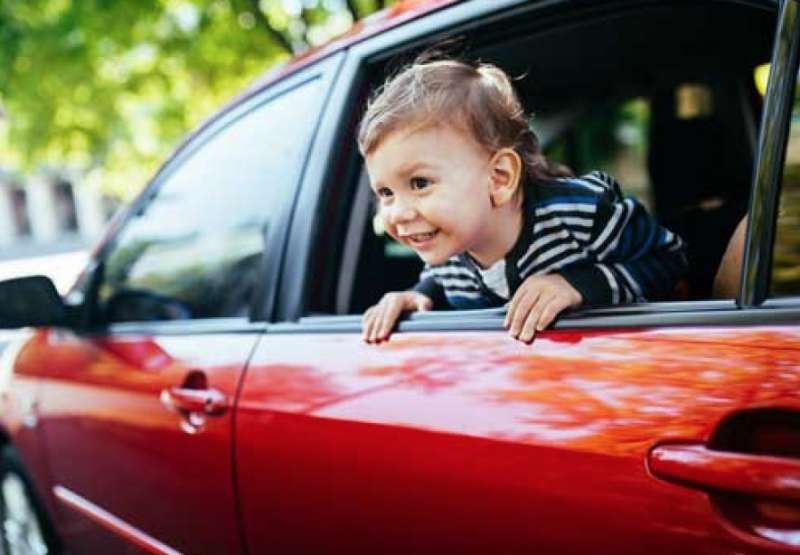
[648,88,751,298]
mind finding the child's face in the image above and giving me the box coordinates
[365,124,499,266]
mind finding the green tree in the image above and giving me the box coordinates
[0,0,389,198]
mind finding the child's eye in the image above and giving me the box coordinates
[409,177,431,191]
[376,187,393,199]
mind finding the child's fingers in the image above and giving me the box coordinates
[369,302,388,343]
[536,296,569,331]
[377,300,396,342]
[366,312,379,343]
[505,282,538,329]
[362,306,377,342]
[518,291,559,342]
[377,298,404,340]
[520,289,558,342]
[517,304,541,343]
[361,307,373,341]
[364,293,431,344]
[415,295,433,311]
[507,289,540,338]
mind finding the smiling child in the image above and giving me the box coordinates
[359,59,687,343]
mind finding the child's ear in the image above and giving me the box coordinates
[488,148,523,208]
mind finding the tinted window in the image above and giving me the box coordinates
[99,80,320,322]
[772,76,800,296]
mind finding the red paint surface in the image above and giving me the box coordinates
[11,328,259,555]
[0,4,797,552]
[649,443,800,501]
[4,323,800,554]
[236,326,800,554]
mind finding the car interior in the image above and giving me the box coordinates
[310,1,777,316]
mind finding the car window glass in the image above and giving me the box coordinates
[772,74,800,297]
[99,80,320,322]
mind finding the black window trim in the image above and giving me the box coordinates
[250,52,347,323]
[741,0,800,307]
[83,52,346,336]
[90,318,268,337]
[279,0,792,333]
[268,302,800,334]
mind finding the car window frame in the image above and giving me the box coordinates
[276,0,799,334]
[754,0,800,308]
[77,52,346,336]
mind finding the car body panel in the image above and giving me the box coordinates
[236,325,800,554]
[0,333,59,529]
[0,0,798,553]
[12,327,260,555]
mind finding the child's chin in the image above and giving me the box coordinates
[418,251,453,266]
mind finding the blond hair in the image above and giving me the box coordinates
[357,58,571,183]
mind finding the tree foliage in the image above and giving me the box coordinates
[0,0,389,198]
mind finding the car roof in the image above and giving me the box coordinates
[248,0,461,93]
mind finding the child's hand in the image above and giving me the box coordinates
[362,292,433,343]
[504,274,582,343]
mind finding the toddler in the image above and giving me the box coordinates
[359,59,687,343]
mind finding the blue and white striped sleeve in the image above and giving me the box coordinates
[412,264,449,309]
[558,172,688,305]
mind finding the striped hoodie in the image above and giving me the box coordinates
[414,171,688,310]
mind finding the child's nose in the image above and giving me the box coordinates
[386,200,417,224]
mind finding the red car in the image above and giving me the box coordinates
[0,0,799,553]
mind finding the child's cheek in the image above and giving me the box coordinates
[378,213,400,241]
[372,209,391,236]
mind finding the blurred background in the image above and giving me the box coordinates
[0,0,394,294]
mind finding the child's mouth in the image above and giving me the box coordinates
[406,230,439,247]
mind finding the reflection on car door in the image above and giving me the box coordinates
[24,329,258,554]
[23,56,340,554]
[235,326,800,554]
[235,0,800,553]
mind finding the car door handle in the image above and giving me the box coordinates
[648,443,800,501]
[160,386,229,416]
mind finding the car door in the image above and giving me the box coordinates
[22,54,344,555]
[233,1,800,554]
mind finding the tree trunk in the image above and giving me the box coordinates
[346,0,360,20]
[244,0,295,53]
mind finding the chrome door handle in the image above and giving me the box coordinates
[160,386,228,416]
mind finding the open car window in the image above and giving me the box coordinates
[308,0,776,319]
